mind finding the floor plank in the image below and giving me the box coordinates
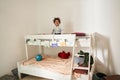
[22,76,51,80]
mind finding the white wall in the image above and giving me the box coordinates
[0,0,120,77]
[93,0,120,75]
[0,0,38,76]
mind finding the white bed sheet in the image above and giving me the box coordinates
[22,56,72,75]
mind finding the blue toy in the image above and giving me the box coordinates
[35,54,42,61]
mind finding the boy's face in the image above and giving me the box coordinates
[54,20,60,26]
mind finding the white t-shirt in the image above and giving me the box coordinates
[52,26,62,34]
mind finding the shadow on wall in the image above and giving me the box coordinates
[95,32,115,75]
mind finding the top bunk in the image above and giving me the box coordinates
[25,34,76,47]
[25,33,92,47]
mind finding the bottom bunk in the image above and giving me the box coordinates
[17,56,72,80]
[17,55,95,80]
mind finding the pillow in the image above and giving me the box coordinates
[72,32,86,36]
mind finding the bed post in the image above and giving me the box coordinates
[70,34,76,80]
[17,62,21,79]
[40,46,44,55]
[25,36,29,60]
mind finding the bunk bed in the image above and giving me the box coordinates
[17,34,95,80]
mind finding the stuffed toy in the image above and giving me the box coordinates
[58,51,70,59]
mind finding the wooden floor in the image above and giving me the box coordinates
[22,76,52,80]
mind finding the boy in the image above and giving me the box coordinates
[52,17,62,34]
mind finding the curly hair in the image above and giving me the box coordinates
[53,17,61,24]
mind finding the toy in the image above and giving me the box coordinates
[58,51,70,59]
[35,54,42,61]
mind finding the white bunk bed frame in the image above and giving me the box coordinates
[17,34,76,80]
[17,34,95,80]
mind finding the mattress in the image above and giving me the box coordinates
[22,56,72,75]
